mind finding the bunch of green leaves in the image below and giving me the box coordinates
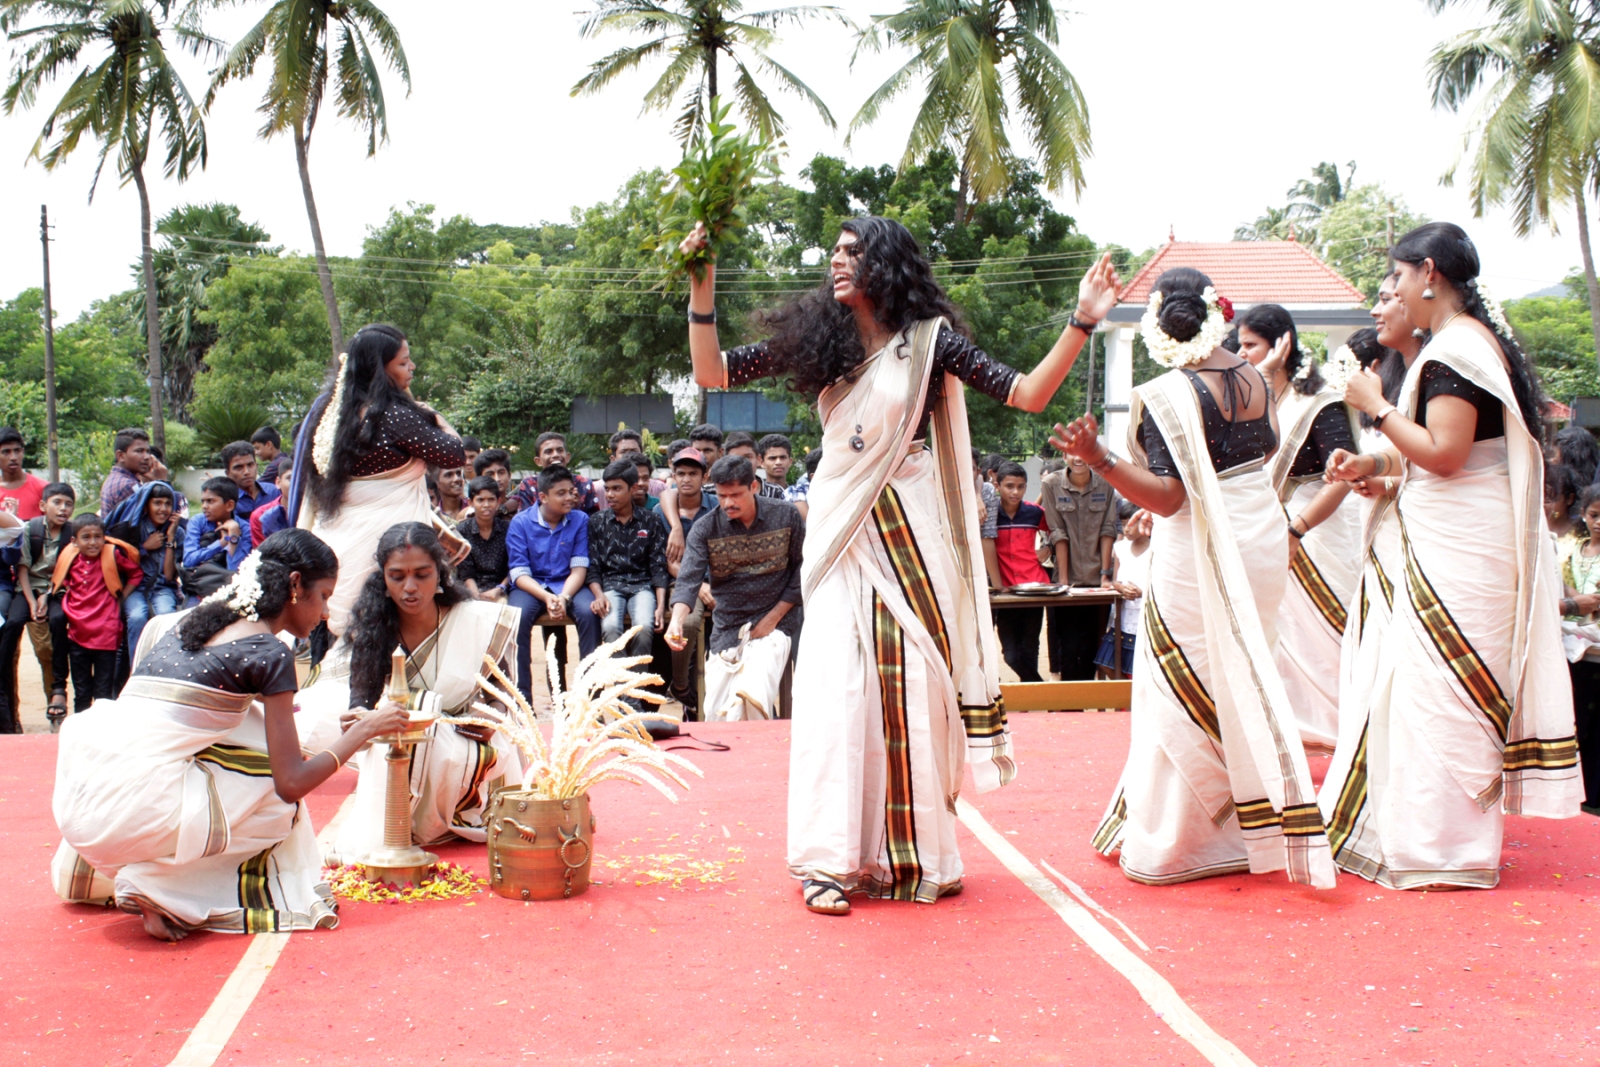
[659,97,779,282]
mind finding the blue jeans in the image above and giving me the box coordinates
[600,587,658,661]
[125,584,180,660]
[508,585,599,703]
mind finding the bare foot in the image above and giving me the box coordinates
[139,903,187,942]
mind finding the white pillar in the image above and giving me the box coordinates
[1322,326,1354,359]
[1103,324,1136,456]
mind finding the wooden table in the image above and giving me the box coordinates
[990,586,1130,711]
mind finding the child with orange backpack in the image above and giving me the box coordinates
[51,514,139,712]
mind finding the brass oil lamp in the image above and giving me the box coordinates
[360,646,440,886]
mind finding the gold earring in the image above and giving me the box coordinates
[291,592,299,605]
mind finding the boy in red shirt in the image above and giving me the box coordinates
[51,515,139,712]
[988,460,1050,682]
[0,427,46,519]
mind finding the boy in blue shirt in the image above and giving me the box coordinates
[184,477,252,599]
[506,464,599,701]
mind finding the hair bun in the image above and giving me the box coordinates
[1158,291,1208,343]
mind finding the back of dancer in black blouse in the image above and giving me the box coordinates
[1141,362,1279,479]
[137,628,298,697]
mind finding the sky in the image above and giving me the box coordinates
[0,0,1579,321]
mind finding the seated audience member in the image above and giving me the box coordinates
[15,482,75,724]
[250,425,282,466]
[658,443,722,565]
[988,460,1049,683]
[53,515,139,712]
[723,431,758,463]
[506,464,599,699]
[511,432,601,515]
[459,434,482,472]
[138,448,187,518]
[107,482,184,659]
[218,441,280,526]
[1096,502,1150,680]
[756,434,792,499]
[0,426,46,518]
[609,428,645,460]
[785,446,822,519]
[1040,450,1118,680]
[665,456,804,721]
[437,465,470,521]
[627,452,660,511]
[248,463,294,548]
[457,475,511,600]
[587,458,668,670]
[689,423,724,468]
[662,446,717,713]
[100,428,152,517]
[183,477,251,598]
[474,447,527,519]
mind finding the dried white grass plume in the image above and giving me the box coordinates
[454,626,702,803]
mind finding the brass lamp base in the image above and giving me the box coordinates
[361,845,440,888]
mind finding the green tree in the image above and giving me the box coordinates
[193,255,332,419]
[571,0,842,147]
[850,0,1092,223]
[130,201,274,418]
[2,0,216,450]
[1317,184,1429,301]
[1427,0,1600,372]
[195,0,410,359]
[1506,292,1600,402]
[1287,160,1356,224]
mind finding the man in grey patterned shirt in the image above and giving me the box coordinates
[665,455,805,656]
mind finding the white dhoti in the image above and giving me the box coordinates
[786,318,1012,902]
[1320,327,1581,889]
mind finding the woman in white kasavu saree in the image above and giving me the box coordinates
[673,217,1125,915]
[292,324,467,639]
[51,531,409,941]
[1054,267,1337,890]
[295,522,522,865]
[1322,223,1581,890]
[1236,304,1362,755]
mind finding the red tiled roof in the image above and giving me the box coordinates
[1121,241,1365,306]
[1547,399,1572,419]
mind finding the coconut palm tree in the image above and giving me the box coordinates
[571,0,842,148]
[1427,0,1600,369]
[849,0,1091,224]
[190,0,409,360]
[130,201,273,418]
[1,0,216,450]
[1286,160,1355,224]
[1233,205,1298,243]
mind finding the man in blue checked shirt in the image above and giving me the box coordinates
[506,464,600,701]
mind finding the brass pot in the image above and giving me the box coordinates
[485,791,594,900]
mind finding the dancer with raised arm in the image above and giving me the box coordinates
[294,324,466,638]
[50,530,410,941]
[1321,223,1580,889]
[1052,267,1336,889]
[678,217,1122,914]
[1236,304,1360,754]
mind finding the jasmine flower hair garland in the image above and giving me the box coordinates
[1140,287,1234,369]
[311,352,348,476]
[201,550,265,622]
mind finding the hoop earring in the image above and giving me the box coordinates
[1422,287,1435,300]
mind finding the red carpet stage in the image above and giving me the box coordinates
[4,715,1598,1066]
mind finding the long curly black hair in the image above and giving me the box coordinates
[1237,303,1325,397]
[177,530,339,651]
[307,323,440,521]
[758,216,968,396]
[1390,222,1545,438]
[345,522,475,710]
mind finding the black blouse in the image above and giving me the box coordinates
[135,630,298,697]
[1140,368,1277,479]
[346,404,467,478]
[1287,403,1357,478]
[724,327,1020,438]
[1416,362,1504,441]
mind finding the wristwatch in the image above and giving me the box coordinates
[1067,312,1099,335]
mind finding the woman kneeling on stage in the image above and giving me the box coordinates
[296,522,521,866]
[50,530,409,941]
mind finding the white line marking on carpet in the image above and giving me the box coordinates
[1039,858,1151,952]
[956,799,1257,1067]
[165,790,357,1067]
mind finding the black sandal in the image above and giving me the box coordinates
[47,691,67,730]
[803,877,851,916]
